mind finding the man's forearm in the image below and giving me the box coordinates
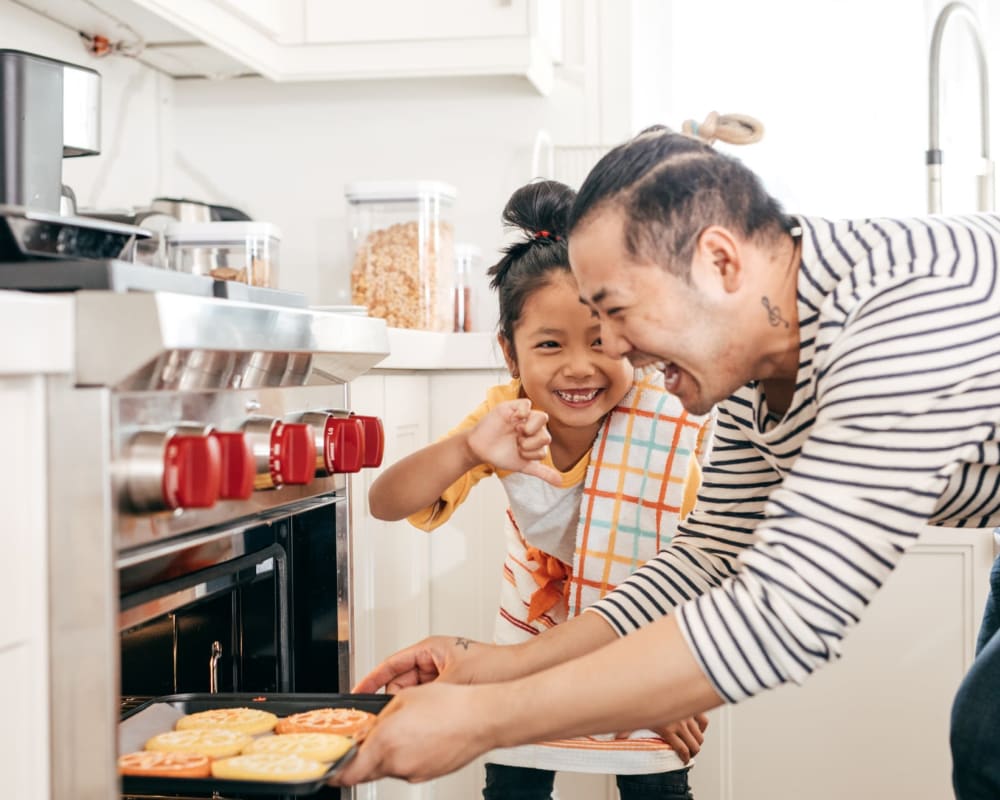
[497,611,619,679]
[485,614,723,746]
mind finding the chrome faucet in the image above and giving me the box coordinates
[927,1,993,213]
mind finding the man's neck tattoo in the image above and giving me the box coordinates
[761,296,790,328]
[455,637,472,650]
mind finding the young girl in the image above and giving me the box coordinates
[368,180,712,800]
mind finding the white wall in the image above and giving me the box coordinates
[0,0,172,211]
[665,0,998,220]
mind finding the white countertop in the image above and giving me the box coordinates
[0,290,74,376]
[376,329,507,371]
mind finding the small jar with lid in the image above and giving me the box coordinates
[346,181,456,331]
[453,242,481,332]
[166,221,281,287]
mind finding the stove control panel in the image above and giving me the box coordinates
[112,385,387,543]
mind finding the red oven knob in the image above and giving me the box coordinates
[242,418,317,489]
[330,417,365,473]
[353,415,385,468]
[211,431,255,500]
[122,429,222,512]
[270,421,317,485]
[162,434,221,510]
[297,412,366,475]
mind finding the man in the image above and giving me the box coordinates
[334,128,1000,799]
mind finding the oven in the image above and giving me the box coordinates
[38,288,389,799]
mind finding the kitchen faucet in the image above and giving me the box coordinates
[927,1,993,213]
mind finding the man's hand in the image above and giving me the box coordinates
[468,399,561,486]
[352,635,499,694]
[333,682,498,785]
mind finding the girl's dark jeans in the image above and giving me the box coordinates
[483,762,693,800]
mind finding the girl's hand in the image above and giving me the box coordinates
[614,713,709,764]
[467,399,562,486]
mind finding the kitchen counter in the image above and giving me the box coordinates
[0,290,73,375]
[377,329,506,371]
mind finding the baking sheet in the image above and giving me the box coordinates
[119,692,389,797]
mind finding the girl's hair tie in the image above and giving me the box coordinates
[532,229,562,242]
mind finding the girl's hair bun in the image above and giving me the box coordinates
[501,179,575,241]
[487,180,576,347]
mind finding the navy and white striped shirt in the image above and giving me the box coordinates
[589,214,1000,703]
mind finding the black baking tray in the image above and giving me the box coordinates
[119,692,390,797]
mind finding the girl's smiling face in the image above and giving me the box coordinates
[501,271,634,450]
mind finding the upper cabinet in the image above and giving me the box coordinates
[126,0,562,92]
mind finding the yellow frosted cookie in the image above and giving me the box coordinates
[175,707,278,735]
[244,732,353,762]
[145,728,251,758]
[211,753,329,782]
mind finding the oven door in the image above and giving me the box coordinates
[118,495,349,714]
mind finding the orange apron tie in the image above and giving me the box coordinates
[524,545,570,622]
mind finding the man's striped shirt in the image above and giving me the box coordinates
[588,214,1000,703]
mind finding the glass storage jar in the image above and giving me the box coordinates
[346,181,456,331]
[453,242,481,332]
[165,221,281,288]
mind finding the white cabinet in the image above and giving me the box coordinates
[0,376,52,800]
[303,0,539,45]
[211,0,285,38]
[127,0,561,91]
[0,292,72,800]
[349,366,508,800]
[689,527,994,800]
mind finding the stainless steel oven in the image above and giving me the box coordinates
[36,288,388,799]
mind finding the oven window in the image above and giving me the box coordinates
[120,547,285,703]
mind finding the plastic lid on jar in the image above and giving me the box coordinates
[344,180,457,204]
[164,221,282,244]
[454,243,482,261]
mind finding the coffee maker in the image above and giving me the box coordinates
[0,48,153,264]
[0,48,100,212]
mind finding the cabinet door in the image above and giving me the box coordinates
[303,0,532,44]
[350,373,432,687]
[211,0,285,37]
[689,527,994,800]
[0,377,50,800]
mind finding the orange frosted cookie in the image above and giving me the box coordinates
[118,750,211,778]
[175,707,278,735]
[244,732,353,762]
[145,728,251,758]
[211,752,328,782]
[275,707,375,737]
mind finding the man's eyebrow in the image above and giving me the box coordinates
[580,288,608,306]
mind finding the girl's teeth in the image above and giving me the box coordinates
[653,361,668,371]
[556,389,600,403]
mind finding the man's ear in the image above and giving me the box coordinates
[695,226,742,293]
[498,334,518,377]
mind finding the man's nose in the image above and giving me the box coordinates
[599,324,631,360]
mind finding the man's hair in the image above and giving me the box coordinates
[568,126,791,279]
